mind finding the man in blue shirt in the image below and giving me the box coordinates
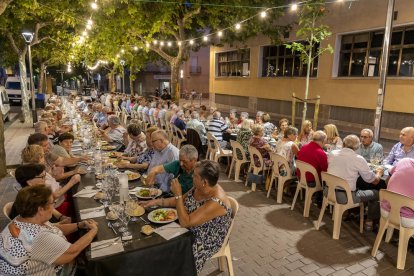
[356,129,383,162]
[383,127,414,167]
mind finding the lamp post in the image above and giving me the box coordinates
[120,59,125,94]
[22,32,36,123]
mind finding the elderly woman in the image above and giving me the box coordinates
[20,147,81,217]
[118,126,157,172]
[255,111,264,125]
[262,113,277,137]
[249,124,274,166]
[0,186,98,275]
[236,119,254,160]
[277,118,289,139]
[298,120,314,146]
[51,132,75,158]
[98,115,127,144]
[276,126,300,173]
[174,110,187,131]
[225,109,239,129]
[122,123,147,158]
[324,123,343,151]
[143,160,232,273]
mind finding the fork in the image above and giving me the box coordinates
[92,237,121,250]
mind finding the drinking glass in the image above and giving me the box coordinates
[110,202,122,228]
[117,205,131,236]
[126,200,140,222]
[150,187,159,209]
[100,178,110,207]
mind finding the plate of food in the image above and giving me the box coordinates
[125,201,145,217]
[147,208,177,224]
[106,210,118,220]
[134,187,162,199]
[101,145,117,151]
[125,171,141,181]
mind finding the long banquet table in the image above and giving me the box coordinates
[73,173,197,276]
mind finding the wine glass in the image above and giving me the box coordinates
[126,200,140,222]
[110,202,122,228]
[150,187,159,209]
[118,204,131,236]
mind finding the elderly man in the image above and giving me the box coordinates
[328,134,384,230]
[146,145,198,194]
[356,128,383,162]
[98,115,126,144]
[174,110,187,131]
[146,130,179,192]
[187,111,207,145]
[297,130,328,187]
[206,111,231,148]
[383,127,414,167]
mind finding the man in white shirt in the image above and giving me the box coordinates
[328,134,383,229]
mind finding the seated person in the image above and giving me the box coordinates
[356,128,383,163]
[297,120,314,146]
[277,118,289,140]
[122,123,147,158]
[328,135,384,230]
[51,132,75,159]
[20,147,82,217]
[383,127,414,167]
[186,111,207,145]
[146,145,198,194]
[236,119,253,160]
[276,126,299,173]
[173,111,187,132]
[98,115,126,144]
[249,124,273,167]
[0,186,98,275]
[206,111,231,149]
[142,160,232,273]
[380,158,414,226]
[323,124,343,150]
[117,126,157,172]
[255,111,264,125]
[262,113,277,137]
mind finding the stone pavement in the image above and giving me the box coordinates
[1,108,413,276]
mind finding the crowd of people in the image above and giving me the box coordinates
[2,90,414,274]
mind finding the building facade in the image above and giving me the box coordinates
[209,0,414,141]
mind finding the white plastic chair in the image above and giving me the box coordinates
[228,140,249,181]
[315,172,364,239]
[266,152,296,203]
[372,190,414,270]
[291,160,323,217]
[3,202,13,221]
[209,196,239,276]
[245,146,271,191]
[211,135,232,163]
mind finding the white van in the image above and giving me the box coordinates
[0,86,10,121]
[5,76,31,104]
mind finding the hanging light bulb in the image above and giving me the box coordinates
[177,41,182,46]
[86,25,92,30]
[121,49,125,54]
[203,36,208,42]
[189,40,194,45]
[82,30,87,36]
[160,41,164,46]
[90,2,98,9]
[235,23,241,30]
[260,11,267,18]
[153,40,158,45]
[134,46,138,51]
[291,3,298,11]
[218,31,223,37]
[146,42,150,47]
[167,41,172,47]
[116,54,120,58]
[87,19,93,26]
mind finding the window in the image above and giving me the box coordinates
[216,49,250,77]
[338,26,414,77]
[261,42,319,77]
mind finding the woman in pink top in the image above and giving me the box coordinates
[380,158,414,221]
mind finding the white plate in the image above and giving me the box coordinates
[147,208,178,224]
[132,187,162,199]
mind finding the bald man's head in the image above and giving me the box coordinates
[399,127,414,147]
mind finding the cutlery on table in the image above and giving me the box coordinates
[92,237,121,250]
[79,206,104,214]
[107,222,118,235]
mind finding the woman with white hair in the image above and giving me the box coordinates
[98,115,126,144]
[236,119,254,159]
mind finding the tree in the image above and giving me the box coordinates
[285,0,333,125]
[0,0,12,15]
[91,0,286,99]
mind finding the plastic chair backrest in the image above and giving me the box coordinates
[230,140,247,162]
[296,160,322,189]
[211,134,225,155]
[3,202,13,221]
[220,197,239,248]
[321,172,355,205]
[248,145,265,169]
[380,189,414,227]
[270,152,292,177]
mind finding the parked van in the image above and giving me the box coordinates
[5,76,31,104]
[0,86,10,121]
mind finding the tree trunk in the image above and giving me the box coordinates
[109,69,116,92]
[171,61,180,100]
[0,111,6,178]
[129,65,134,96]
[0,0,13,16]
[39,61,47,94]
[18,54,31,122]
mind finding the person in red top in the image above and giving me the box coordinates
[296,130,328,187]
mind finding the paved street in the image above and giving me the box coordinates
[1,107,414,276]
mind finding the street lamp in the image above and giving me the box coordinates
[120,59,125,94]
[22,32,36,123]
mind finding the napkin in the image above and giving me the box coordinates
[73,188,97,198]
[79,206,105,220]
[91,237,124,259]
[154,222,188,240]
